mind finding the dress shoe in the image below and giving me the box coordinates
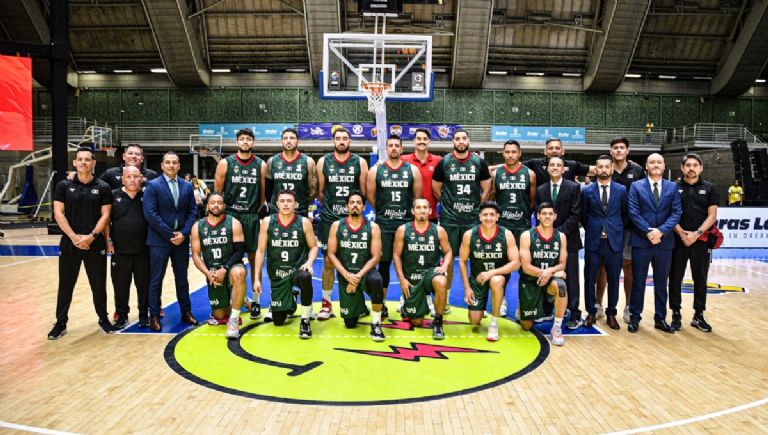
[149,316,161,332]
[585,313,596,327]
[181,312,199,325]
[628,321,639,333]
[606,315,620,330]
[671,310,682,331]
[654,319,674,333]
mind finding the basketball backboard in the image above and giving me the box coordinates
[320,33,433,102]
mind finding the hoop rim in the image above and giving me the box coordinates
[361,81,391,95]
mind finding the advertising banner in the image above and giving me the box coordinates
[198,123,294,141]
[492,126,585,144]
[297,123,462,141]
[715,207,768,248]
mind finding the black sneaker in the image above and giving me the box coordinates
[138,315,150,328]
[381,305,389,319]
[432,319,445,340]
[98,318,117,334]
[114,314,129,330]
[691,314,712,332]
[671,311,682,331]
[47,323,67,340]
[299,318,312,339]
[370,323,385,341]
[250,302,261,320]
[362,305,371,317]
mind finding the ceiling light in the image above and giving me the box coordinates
[211,68,231,73]
[79,70,97,74]
[624,74,641,78]
[432,68,446,73]
[757,79,766,83]
[249,68,268,72]
[693,76,713,80]
[562,73,582,77]
[150,68,167,73]
[659,75,677,79]
[286,68,306,72]
[525,72,544,76]
[488,71,508,75]
[113,69,132,73]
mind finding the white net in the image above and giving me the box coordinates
[362,82,390,114]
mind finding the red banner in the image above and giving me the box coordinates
[0,56,33,151]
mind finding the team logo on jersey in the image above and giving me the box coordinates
[165,304,548,405]
[296,164,302,172]
[495,242,502,251]
[361,232,368,241]
[221,227,227,235]
[234,165,240,173]
[116,197,122,202]
[69,188,75,192]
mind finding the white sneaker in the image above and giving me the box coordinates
[550,327,565,346]
[226,316,240,339]
[534,315,554,323]
[623,306,631,324]
[500,299,508,317]
[264,309,273,323]
[427,294,436,317]
[596,304,605,319]
[444,303,452,315]
[487,324,499,341]
[317,299,332,321]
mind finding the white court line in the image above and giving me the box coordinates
[720,264,768,278]
[604,396,768,435]
[0,257,48,269]
[0,421,82,435]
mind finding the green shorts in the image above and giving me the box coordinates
[380,230,395,262]
[467,274,510,312]
[229,211,260,253]
[338,274,370,319]
[268,266,299,314]
[207,264,245,309]
[518,277,555,320]
[403,268,439,319]
[318,214,340,253]
[498,222,527,247]
[443,223,473,257]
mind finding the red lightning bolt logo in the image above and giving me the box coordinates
[334,342,497,362]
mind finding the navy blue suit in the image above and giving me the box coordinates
[143,175,197,317]
[581,181,627,316]
[628,178,682,323]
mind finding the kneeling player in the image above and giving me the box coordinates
[253,190,319,338]
[191,193,247,339]
[327,192,386,341]
[459,201,520,341]
[393,198,452,339]
[518,202,568,346]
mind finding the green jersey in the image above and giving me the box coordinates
[266,214,308,281]
[374,162,414,232]
[438,152,487,225]
[468,224,509,279]
[495,163,532,230]
[269,152,310,215]
[336,217,372,275]
[320,153,362,220]
[520,228,562,283]
[401,222,441,284]
[223,154,263,214]
[199,215,236,269]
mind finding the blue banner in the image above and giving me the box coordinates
[198,123,294,141]
[298,123,463,141]
[492,126,586,144]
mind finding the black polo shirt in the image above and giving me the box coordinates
[612,160,646,191]
[53,176,112,248]
[99,166,159,190]
[676,179,719,231]
[110,188,148,255]
[524,157,590,187]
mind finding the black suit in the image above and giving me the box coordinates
[536,179,582,320]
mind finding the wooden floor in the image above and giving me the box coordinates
[1,228,767,434]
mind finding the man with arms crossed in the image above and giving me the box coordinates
[253,190,319,338]
[326,192,386,341]
[393,198,452,339]
[317,128,368,320]
[458,201,520,341]
[190,193,247,339]
[214,128,267,319]
[518,203,569,346]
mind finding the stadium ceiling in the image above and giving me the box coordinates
[0,0,765,95]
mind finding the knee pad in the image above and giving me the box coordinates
[344,317,358,329]
[272,311,288,326]
[296,269,312,287]
[553,277,567,298]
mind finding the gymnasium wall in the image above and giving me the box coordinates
[32,88,768,138]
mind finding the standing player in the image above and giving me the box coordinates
[518,203,569,346]
[316,128,368,320]
[266,128,317,216]
[432,129,492,310]
[492,140,536,243]
[253,190,319,338]
[214,128,267,319]
[458,202,520,341]
[392,198,452,339]
[366,134,421,314]
[99,143,159,190]
[190,193,247,339]
[326,192,386,341]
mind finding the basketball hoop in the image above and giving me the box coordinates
[361,81,390,114]
[103,146,116,158]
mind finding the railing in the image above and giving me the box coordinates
[668,123,765,146]
[115,122,198,143]
[585,128,665,147]
[33,117,91,141]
